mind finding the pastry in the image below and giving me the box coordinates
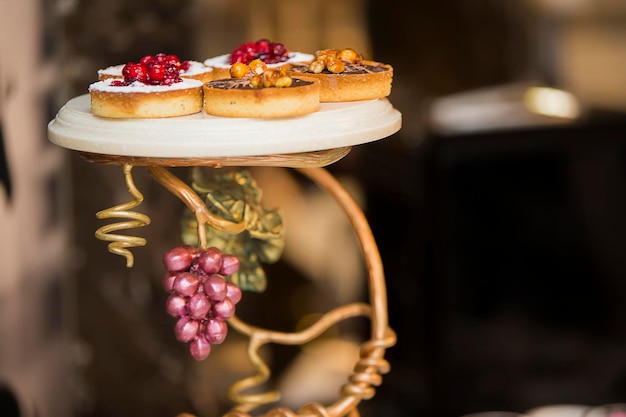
[98,53,214,83]
[288,48,393,102]
[202,60,320,118]
[89,59,203,118]
[203,39,314,80]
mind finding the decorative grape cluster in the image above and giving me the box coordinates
[111,53,192,86]
[229,39,289,65]
[162,245,242,361]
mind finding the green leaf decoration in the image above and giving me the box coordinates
[181,168,285,292]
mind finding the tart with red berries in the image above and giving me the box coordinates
[203,39,314,80]
[202,59,320,118]
[89,57,203,118]
[97,53,214,83]
[288,48,393,102]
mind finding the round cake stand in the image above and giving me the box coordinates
[48,94,402,417]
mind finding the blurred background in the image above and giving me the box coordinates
[1,0,625,417]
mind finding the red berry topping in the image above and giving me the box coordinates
[122,63,149,83]
[272,43,287,59]
[149,64,166,82]
[165,54,180,66]
[229,39,290,65]
[140,55,155,67]
[114,53,186,86]
[230,50,247,64]
[256,39,271,55]
[180,60,192,72]
[154,53,167,64]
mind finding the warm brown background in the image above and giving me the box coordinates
[1,1,626,417]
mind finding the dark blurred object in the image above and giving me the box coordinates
[428,82,584,136]
[357,105,626,417]
[360,1,626,415]
[421,111,626,417]
[0,122,11,201]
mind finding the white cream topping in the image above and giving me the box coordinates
[97,64,124,77]
[96,61,212,78]
[181,60,213,75]
[89,78,203,93]
[203,52,314,68]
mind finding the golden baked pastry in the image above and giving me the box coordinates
[89,79,203,118]
[288,48,393,102]
[89,57,204,118]
[202,60,320,118]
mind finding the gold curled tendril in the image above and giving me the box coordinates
[223,314,395,417]
[225,303,374,413]
[94,163,151,267]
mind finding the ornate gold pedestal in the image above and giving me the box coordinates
[48,95,402,417]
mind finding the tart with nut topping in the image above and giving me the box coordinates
[202,59,320,118]
[203,39,314,80]
[288,48,393,102]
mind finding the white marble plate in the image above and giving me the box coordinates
[47,94,402,158]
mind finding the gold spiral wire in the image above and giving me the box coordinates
[221,327,395,417]
[94,163,151,267]
[226,305,364,413]
[226,333,281,414]
[340,328,396,401]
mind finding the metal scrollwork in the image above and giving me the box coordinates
[94,163,151,267]
[91,162,394,417]
[180,168,285,293]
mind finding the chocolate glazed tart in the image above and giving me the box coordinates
[202,77,320,118]
[288,60,393,102]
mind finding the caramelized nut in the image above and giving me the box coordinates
[230,62,249,79]
[317,49,338,59]
[262,69,279,87]
[337,48,362,64]
[278,66,290,77]
[250,74,263,88]
[274,76,293,88]
[308,60,325,74]
[248,59,267,75]
[326,58,345,74]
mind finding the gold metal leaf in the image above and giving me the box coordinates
[181,168,284,292]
